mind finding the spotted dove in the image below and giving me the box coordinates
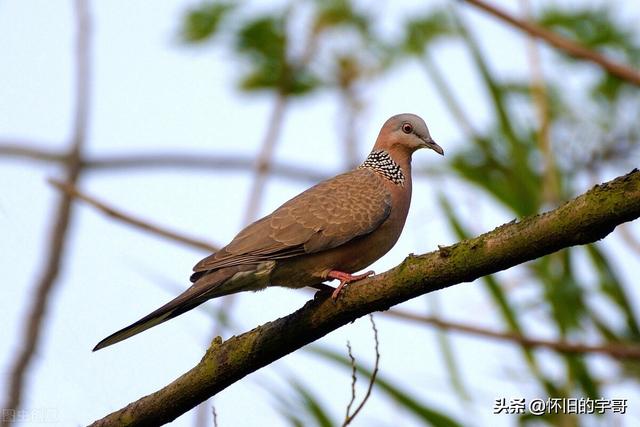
[93,113,443,350]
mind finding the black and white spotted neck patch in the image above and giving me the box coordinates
[359,150,405,186]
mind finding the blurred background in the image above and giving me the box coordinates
[1,0,640,425]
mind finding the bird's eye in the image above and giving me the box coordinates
[402,123,413,134]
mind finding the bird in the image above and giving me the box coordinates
[93,113,443,351]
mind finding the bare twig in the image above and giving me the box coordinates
[1,1,91,423]
[48,179,218,252]
[386,310,640,360]
[0,142,66,163]
[461,0,640,86]
[85,153,327,183]
[243,95,288,224]
[344,341,357,421]
[336,57,364,170]
[343,314,380,427]
[212,405,218,427]
[0,143,454,183]
[0,146,330,183]
[339,86,362,170]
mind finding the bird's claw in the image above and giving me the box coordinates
[328,270,375,300]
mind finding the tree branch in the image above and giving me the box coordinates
[385,310,640,360]
[342,315,380,426]
[48,179,218,252]
[0,145,329,183]
[1,1,91,423]
[0,142,67,163]
[243,95,288,224]
[86,153,326,183]
[90,169,640,426]
[461,0,640,86]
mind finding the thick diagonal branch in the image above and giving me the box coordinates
[91,169,640,427]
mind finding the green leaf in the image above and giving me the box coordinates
[404,10,456,55]
[530,251,586,335]
[428,296,470,402]
[235,16,318,95]
[584,244,640,338]
[313,0,369,34]
[236,16,286,62]
[264,376,334,427]
[182,2,234,43]
[450,143,541,217]
[565,354,600,399]
[290,379,335,427]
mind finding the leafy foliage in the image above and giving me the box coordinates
[182,2,234,43]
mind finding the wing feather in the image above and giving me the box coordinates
[193,169,391,274]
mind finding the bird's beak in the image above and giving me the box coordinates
[421,137,444,156]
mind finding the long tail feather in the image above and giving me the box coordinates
[93,289,206,351]
[93,268,239,351]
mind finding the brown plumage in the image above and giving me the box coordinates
[93,113,443,351]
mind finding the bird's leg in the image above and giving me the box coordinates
[309,283,336,300]
[309,283,335,292]
[327,270,375,300]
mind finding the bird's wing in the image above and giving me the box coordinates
[193,169,391,272]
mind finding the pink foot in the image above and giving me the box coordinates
[327,270,375,300]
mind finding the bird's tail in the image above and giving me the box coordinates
[93,268,238,351]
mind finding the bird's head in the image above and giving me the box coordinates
[374,113,444,157]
